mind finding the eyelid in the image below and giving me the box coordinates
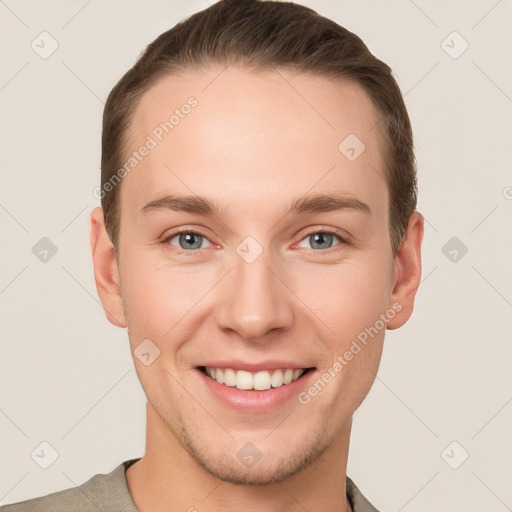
[300,226,350,240]
[162,227,207,240]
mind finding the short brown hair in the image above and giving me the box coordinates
[101,0,417,255]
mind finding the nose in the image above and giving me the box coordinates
[215,249,294,343]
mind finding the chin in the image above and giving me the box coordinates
[178,421,332,486]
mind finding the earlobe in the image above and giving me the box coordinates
[386,211,424,330]
[90,207,127,328]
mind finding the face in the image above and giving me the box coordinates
[92,66,422,485]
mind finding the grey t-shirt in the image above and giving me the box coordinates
[0,458,381,511]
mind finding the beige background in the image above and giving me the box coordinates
[1,1,511,510]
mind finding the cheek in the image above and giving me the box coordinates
[297,259,393,340]
[312,261,391,403]
[119,252,218,342]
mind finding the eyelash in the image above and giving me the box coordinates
[162,227,349,255]
[293,227,348,252]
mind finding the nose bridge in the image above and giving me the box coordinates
[216,243,294,341]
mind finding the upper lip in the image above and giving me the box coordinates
[198,360,315,372]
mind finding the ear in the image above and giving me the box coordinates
[90,206,127,328]
[386,211,424,330]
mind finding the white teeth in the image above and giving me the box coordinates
[271,369,284,387]
[223,368,236,387]
[203,367,307,390]
[235,370,253,390]
[253,371,272,390]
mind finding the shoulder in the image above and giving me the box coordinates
[0,459,139,512]
[346,476,383,512]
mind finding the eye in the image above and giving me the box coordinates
[296,229,346,251]
[162,227,348,254]
[164,230,211,252]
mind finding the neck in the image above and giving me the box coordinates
[126,403,353,512]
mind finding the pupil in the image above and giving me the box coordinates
[181,233,201,249]
[312,233,332,250]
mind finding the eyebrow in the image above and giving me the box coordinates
[139,192,372,218]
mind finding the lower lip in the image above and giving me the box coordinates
[196,368,316,413]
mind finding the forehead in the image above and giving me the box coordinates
[121,66,387,217]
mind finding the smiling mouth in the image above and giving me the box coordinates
[198,366,315,391]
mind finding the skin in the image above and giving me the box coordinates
[90,66,423,512]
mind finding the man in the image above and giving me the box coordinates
[1,0,423,510]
